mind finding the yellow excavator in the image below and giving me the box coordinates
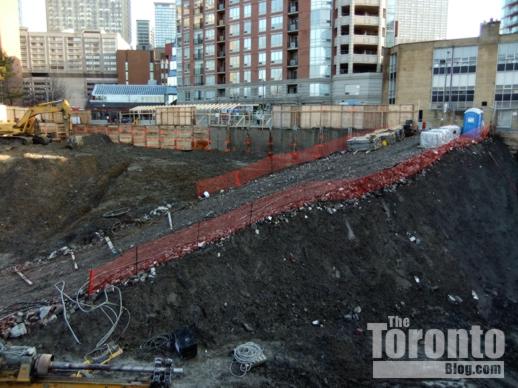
[0,100,72,145]
[0,344,183,387]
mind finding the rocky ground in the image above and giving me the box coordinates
[0,134,423,307]
[7,138,518,387]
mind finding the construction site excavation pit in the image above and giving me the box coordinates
[0,134,517,387]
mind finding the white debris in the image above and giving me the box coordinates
[149,267,157,278]
[414,276,420,284]
[203,191,210,198]
[312,320,320,326]
[255,229,260,235]
[38,306,52,320]
[472,290,479,301]
[409,236,417,243]
[9,323,27,338]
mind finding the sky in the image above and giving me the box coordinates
[19,0,503,45]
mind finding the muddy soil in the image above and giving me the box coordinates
[18,139,518,387]
[0,136,258,262]
[0,135,423,307]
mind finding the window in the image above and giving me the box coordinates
[271,0,282,13]
[271,16,283,30]
[270,67,282,80]
[271,33,283,48]
[258,1,266,15]
[230,23,240,36]
[229,6,240,20]
[229,71,240,83]
[243,38,251,51]
[243,4,251,18]
[310,83,330,96]
[243,54,251,67]
[229,39,240,52]
[270,84,283,95]
[271,50,283,64]
[258,36,266,50]
[258,68,266,80]
[243,70,251,82]
[230,55,240,68]
[259,18,267,32]
[243,21,251,34]
[258,52,266,64]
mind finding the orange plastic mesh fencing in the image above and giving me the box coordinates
[195,129,375,196]
[87,128,489,295]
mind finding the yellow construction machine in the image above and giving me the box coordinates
[0,100,72,145]
[0,344,183,387]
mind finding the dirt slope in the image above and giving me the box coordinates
[0,137,257,262]
[19,139,518,387]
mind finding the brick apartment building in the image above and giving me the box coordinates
[176,0,450,106]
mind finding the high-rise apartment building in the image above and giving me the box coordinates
[137,20,153,50]
[45,0,131,44]
[155,2,177,48]
[0,0,21,58]
[177,0,388,104]
[386,0,448,47]
[502,0,518,34]
[19,28,130,107]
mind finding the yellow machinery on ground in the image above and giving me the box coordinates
[0,344,182,387]
[0,100,72,145]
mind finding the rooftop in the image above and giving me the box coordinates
[92,84,176,96]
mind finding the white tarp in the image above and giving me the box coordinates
[420,125,461,149]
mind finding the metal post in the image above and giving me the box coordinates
[135,246,138,275]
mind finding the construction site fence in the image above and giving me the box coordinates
[196,128,376,197]
[271,104,416,130]
[73,124,210,151]
[86,126,490,295]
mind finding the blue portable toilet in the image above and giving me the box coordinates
[463,108,484,135]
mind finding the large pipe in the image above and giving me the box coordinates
[49,361,183,375]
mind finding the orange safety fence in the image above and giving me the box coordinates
[195,128,376,196]
[86,127,489,295]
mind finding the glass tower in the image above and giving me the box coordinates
[155,2,177,48]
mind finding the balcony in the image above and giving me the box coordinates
[335,35,351,45]
[353,53,379,64]
[335,0,380,6]
[217,67,226,74]
[287,59,299,67]
[217,2,225,11]
[288,4,299,14]
[288,23,299,33]
[355,0,381,6]
[353,34,379,45]
[354,15,380,26]
[288,40,298,50]
[334,53,378,64]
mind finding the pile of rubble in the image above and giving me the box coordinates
[0,303,61,339]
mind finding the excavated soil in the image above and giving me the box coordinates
[0,136,258,262]
[17,139,518,387]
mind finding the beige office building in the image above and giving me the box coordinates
[382,21,518,131]
[20,28,130,107]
